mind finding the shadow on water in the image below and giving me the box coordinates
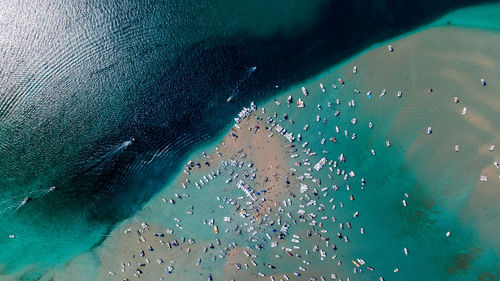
[1,0,497,275]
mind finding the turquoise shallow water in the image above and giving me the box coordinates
[57,22,500,281]
[2,1,500,279]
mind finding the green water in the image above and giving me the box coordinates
[61,23,500,281]
[3,2,500,281]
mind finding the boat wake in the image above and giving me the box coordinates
[87,138,135,171]
[227,66,257,102]
[0,186,57,214]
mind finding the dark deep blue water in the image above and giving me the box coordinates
[0,0,495,276]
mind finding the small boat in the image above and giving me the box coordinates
[481,78,486,86]
[454,97,459,103]
[338,78,344,85]
[427,127,432,134]
[462,107,467,115]
[302,87,309,96]
[388,45,394,52]
[18,197,31,209]
[369,122,373,129]
[287,96,293,103]
[297,98,305,108]
[404,248,409,256]
[455,145,460,152]
[213,226,219,234]
[352,260,360,267]
[490,145,495,151]
[320,83,326,93]
[371,149,375,155]
[386,140,391,147]
[397,90,402,97]
[353,66,357,73]
[226,96,232,102]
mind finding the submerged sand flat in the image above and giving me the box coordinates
[35,26,500,281]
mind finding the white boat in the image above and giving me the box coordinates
[297,98,305,108]
[18,197,31,209]
[353,66,357,73]
[388,44,394,52]
[301,86,309,96]
[320,83,325,93]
